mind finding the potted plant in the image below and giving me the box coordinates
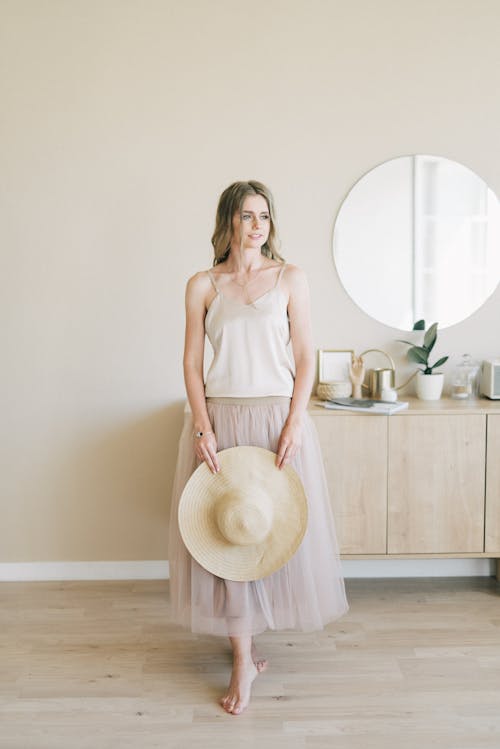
[398,320,449,400]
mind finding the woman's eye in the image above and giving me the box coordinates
[241,213,269,221]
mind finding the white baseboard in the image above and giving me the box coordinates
[0,558,496,582]
[0,561,170,582]
[341,558,496,578]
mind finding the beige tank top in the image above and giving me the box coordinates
[204,264,295,397]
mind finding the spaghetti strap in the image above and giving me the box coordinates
[207,269,219,293]
[274,263,287,288]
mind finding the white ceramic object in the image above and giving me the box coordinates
[415,372,444,400]
[381,387,397,402]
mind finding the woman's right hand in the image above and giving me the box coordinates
[194,431,220,474]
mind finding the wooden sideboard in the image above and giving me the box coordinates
[309,397,500,579]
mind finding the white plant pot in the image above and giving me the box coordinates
[415,372,444,400]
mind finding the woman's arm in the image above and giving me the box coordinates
[183,272,220,473]
[275,265,315,469]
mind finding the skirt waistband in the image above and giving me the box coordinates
[206,396,291,406]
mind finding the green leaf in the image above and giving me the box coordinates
[413,319,425,330]
[423,322,438,353]
[430,356,449,371]
[407,346,428,365]
[396,339,416,346]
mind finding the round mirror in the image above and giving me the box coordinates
[333,155,500,330]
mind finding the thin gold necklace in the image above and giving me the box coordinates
[232,265,266,289]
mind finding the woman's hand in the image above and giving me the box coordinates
[194,431,220,474]
[275,419,303,469]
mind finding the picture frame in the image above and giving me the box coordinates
[317,349,354,383]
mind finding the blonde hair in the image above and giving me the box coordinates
[211,181,285,265]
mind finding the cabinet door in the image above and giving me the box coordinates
[388,414,485,553]
[485,414,500,552]
[310,412,387,554]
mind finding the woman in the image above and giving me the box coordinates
[169,180,348,715]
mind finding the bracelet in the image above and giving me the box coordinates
[194,430,214,439]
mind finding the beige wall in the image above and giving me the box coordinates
[2,0,500,563]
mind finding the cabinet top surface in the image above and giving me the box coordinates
[309,396,500,415]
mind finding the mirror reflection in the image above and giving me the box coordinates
[333,155,500,330]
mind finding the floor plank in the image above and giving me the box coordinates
[0,577,499,748]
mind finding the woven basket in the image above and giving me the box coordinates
[316,381,352,400]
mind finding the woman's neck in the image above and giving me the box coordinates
[225,248,267,273]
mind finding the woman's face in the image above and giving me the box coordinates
[231,194,270,251]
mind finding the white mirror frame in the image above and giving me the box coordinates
[333,155,500,330]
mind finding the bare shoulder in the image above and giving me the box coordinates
[186,269,212,296]
[185,270,215,317]
[186,269,213,288]
[283,262,307,280]
[283,263,310,294]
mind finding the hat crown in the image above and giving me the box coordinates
[216,488,273,547]
[178,446,308,581]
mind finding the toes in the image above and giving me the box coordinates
[220,694,236,713]
[232,700,244,715]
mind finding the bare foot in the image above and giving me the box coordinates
[220,658,258,715]
[251,639,268,673]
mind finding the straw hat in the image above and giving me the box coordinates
[178,446,308,582]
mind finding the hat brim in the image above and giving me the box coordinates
[178,446,308,582]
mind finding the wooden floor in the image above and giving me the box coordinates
[1,577,500,749]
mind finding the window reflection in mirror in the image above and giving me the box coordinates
[333,155,500,330]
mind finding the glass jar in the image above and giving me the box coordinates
[450,354,480,399]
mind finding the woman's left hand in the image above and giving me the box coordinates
[276,419,303,469]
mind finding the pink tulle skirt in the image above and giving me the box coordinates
[168,396,349,637]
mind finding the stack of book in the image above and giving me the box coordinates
[317,397,409,414]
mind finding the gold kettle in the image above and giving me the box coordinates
[360,349,396,399]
